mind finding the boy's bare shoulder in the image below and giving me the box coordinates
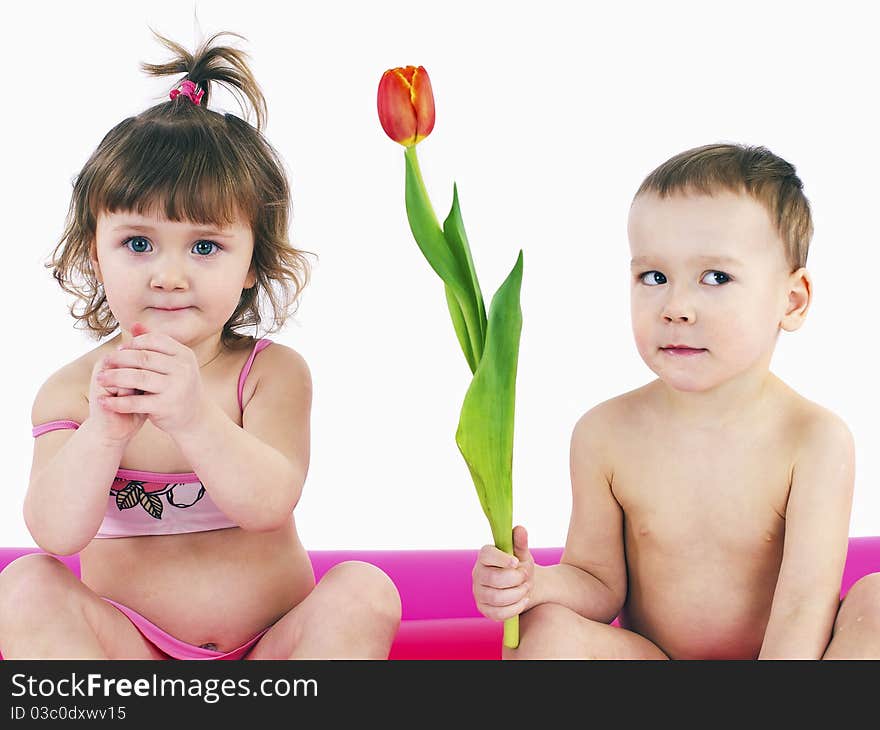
[775,380,854,457]
[31,344,112,426]
[572,382,655,447]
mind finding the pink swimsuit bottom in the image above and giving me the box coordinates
[102,598,270,660]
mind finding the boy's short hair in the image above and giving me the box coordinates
[634,143,812,271]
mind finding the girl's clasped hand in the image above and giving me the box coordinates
[92,321,208,439]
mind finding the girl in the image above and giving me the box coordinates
[0,30,401,659]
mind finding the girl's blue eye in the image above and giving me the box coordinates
[639,271,667,286]
[125,236,151,253]
[123,237,220,256]
[193,240,219,256]
[701,270,731,286]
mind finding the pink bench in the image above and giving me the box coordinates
[2,538,879,659]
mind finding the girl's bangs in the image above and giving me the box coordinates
[88,122,258,226]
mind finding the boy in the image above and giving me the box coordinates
[473,143,880,659]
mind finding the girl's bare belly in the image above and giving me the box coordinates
[79,523,314,652]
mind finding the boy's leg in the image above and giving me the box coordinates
[504,602,668,660]
[0,553,164,659]
[823,573,880,659]
[246,560,401,659]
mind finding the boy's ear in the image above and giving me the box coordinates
[781,267,812,332]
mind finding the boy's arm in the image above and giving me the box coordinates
[171,344,312,532]
[533,407,627,623]
[759,413,855,659]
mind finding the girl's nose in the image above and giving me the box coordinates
[150,260,189,291]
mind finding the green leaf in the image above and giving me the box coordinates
[404,147,483,368]
[444,284,477,372]
[443,184,487,348]
[454,250,523,553]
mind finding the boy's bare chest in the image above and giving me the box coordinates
[611,427,792,548]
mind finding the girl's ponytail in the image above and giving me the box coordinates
[141,29,268,131]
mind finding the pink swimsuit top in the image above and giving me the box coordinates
[31,338,273,539]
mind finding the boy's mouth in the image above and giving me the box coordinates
[660,345,707,356]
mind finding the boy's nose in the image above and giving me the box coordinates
[661,291,695,323]
[663,309,693,323]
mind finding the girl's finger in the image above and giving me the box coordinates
[120,331,180,356]
[98,367,163,394]
[100,394,151,413]
[108,349,173,374]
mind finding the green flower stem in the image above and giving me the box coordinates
[504,616,519,650]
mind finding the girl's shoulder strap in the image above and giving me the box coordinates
[237,338,273,414]
[33,419,81,437]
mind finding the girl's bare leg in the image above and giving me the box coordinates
[0,553,163,659]
[247,560,402,659]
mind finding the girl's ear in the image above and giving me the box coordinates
[781,267,812,332]
[89,240,103,285]
[243,264,257,290]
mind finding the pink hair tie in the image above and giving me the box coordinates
[170,79,204,106]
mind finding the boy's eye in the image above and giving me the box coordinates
[639,271,667,286]
[124,236,152,253]
[701,270,731,286]
[193,240,219,256]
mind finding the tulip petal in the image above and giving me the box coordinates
[410,67,436,144]
[378,69,418,146]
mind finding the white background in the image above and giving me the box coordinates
[2,1,877,550]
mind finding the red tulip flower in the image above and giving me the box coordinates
[377,66,436,147]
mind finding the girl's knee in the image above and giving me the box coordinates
[321,561,402,626]
[0,554,73,602]
[0,554,77,628]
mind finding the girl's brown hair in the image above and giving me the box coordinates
[634,143,813,271]
[49,30,311,349]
